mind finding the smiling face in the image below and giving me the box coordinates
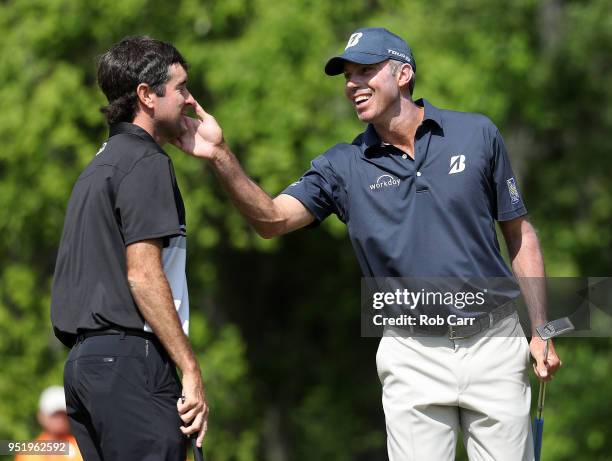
[343,60,403,125]
[154,63,195,142]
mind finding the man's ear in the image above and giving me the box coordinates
[397,64,413,88]
[136,83,155,109]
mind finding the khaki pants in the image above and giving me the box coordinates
[377,313,534,461]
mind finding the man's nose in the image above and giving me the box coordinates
[345,78,359,90]
[185,91,196,106]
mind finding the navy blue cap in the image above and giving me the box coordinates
[325,27,416,76]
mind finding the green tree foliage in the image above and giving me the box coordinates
[0,0,610,460]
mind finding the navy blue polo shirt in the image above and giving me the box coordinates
[282,99,527,286]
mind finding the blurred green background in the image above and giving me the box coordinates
[0,0,610,459]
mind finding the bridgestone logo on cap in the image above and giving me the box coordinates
[346,32,363,49]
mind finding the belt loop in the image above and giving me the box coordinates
[119,331,126,340]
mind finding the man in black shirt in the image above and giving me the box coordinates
[51,36,206,460]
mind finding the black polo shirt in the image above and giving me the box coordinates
[51,123,189,347]
[282,99,527,304]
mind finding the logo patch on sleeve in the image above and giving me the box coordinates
[506,177,520,204]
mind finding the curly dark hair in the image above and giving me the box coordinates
[97,36,188,125]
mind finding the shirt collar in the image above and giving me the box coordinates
[361,98,444,153]
[416,98,443,129]
[109,122,158,145]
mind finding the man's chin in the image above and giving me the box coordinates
[159,121,183,143]
[356,110,374,123]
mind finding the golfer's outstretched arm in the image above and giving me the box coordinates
[172,101,314,238]
[500,216,561,381]
[126,239,208,446]
[209,144,314,238]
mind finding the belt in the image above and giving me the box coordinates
[409,301,517,340]
[76,328,156,343]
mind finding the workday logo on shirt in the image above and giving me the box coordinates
[369,174,401,190]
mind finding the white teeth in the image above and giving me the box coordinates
[355,95,371,104]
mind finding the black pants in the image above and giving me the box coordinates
[64,333,186,461]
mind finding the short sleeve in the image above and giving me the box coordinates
[116,154,184,245]
[280,155,345,223]
[490,128,528,221]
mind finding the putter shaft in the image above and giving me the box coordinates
[536,340,549,419]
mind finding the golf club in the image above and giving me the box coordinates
[181,395,205,461]
[191,435,204,461]
[533,317,574,461]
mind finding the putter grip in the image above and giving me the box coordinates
[181,395,205,461]
[191,436,204,461]
[533,418,544,461]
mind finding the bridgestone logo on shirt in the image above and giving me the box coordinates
[449,155,466,174]
[370,174,401,190]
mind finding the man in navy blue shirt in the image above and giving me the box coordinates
[175,28,562,460]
